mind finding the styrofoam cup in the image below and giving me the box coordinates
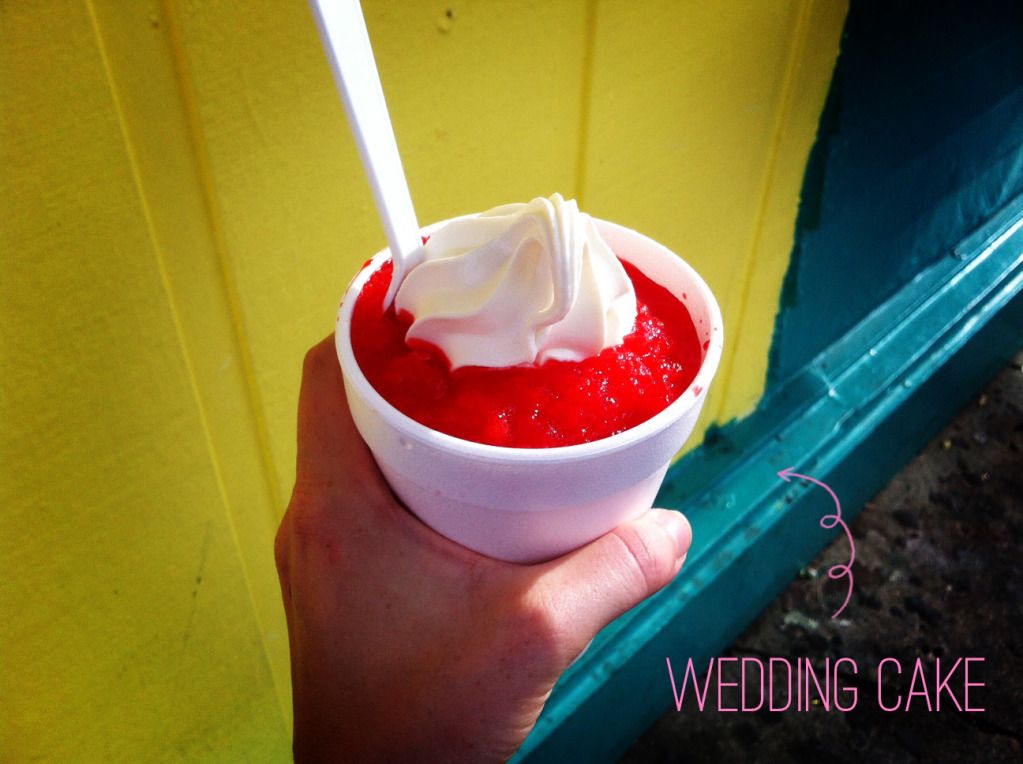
[336,218,723,563]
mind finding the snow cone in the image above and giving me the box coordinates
[336,195,723,563]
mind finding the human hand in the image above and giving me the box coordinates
[274,337,693,762]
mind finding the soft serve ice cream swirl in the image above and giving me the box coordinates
[393,194,637,369]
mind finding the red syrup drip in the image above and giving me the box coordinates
[351,259,703,448]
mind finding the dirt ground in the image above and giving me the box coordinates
[622,352,1023,764]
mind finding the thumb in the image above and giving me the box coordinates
[539,509,692,655]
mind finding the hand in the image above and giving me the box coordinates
[274,336,693,762]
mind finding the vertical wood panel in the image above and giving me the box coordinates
[0,2,288,760]
[88,0,294,727]
[584,0,845,433]
[722,0,848,413]
[170,0,591,502]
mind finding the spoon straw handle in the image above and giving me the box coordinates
[309,0,421,305]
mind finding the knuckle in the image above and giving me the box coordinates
[273,511,294,608]
[302,343,325,377]
[283,487,328,552]
[288,497,323,547]
[302,336,337,380]
[273,517,290,576]
[282,485,352,570]
[510,591,568,663]
[611,523,675,595]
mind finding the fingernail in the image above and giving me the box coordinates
[672,553,688,576]
[652,511,692,558]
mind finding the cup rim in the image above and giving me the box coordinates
[335,216,724,465]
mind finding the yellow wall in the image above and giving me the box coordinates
[0,1,845,759]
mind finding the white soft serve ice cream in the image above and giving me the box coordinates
[393,194,637,369]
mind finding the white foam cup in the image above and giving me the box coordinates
[336,218,723,563]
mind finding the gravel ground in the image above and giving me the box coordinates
[622,352,1023,764]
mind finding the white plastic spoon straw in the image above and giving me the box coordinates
[309,0,424,308]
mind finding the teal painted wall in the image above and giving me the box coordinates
[770,0,1023,384]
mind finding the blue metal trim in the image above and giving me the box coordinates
[514,197,1023,762]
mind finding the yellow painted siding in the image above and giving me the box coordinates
[0,2,289,761]
[583,0,846,426]
[1,1,845,759]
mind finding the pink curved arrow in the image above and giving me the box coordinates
[778,467,856,620]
